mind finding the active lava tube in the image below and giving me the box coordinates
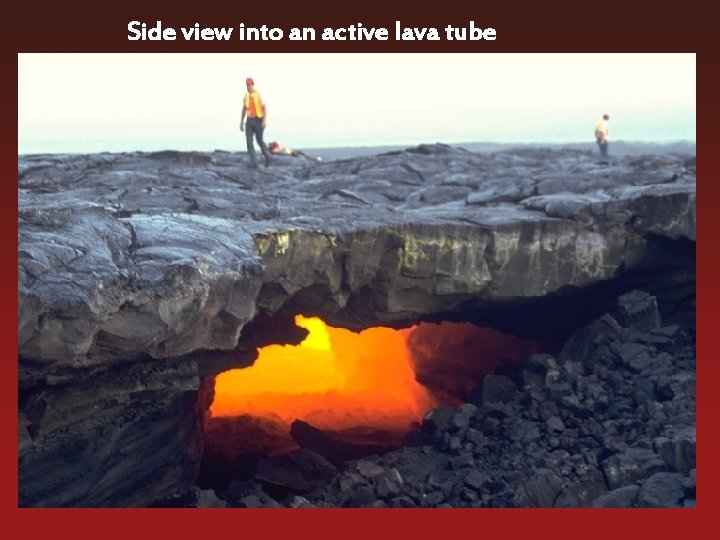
[210,315,436,434]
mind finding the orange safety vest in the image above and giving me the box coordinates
[244,91,264,118]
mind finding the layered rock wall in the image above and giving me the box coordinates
[18,145,695,506]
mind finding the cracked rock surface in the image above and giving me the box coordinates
[20,145,695,363]
[18,144,695,506]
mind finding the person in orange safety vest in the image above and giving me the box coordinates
[240,77,272,168]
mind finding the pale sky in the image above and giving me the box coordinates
[18,53,696,154]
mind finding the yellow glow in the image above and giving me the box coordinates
[210,315,436,431]
[296,314,331,350]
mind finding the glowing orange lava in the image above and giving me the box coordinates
[210,315,437,431]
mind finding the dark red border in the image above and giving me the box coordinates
[5,2,715,538]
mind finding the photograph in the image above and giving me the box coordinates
[17,52,696,510]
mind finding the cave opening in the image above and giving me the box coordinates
[199,314,551,495]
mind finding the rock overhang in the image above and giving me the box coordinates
[19,144,696,364]
[17,144,697,507]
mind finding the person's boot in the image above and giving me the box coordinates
[264,153,272,167]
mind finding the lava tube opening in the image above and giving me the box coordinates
[200,314,551,497]
[208,315,437,456]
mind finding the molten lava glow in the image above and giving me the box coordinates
[210,315,436,431]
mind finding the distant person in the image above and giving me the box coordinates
[594,113,610,159]
[240,77,272,167]
[268,141,321,163]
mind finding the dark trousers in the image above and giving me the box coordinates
[246,118,271,164]
[597,138,609,158]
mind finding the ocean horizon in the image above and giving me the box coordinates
[17,137,696,160]
[19,53,696,160]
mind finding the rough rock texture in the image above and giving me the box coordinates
[18,144,695,506]
[206,291,695,508]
